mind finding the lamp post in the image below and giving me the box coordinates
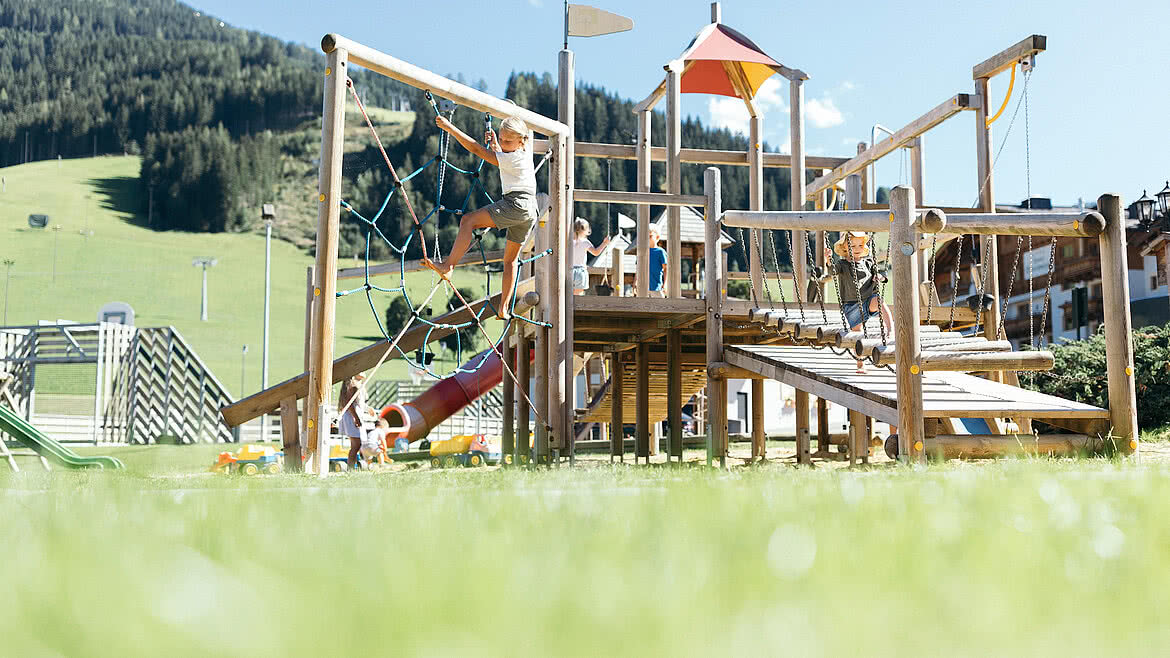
[51,224,62,283]
[1135,181,1170,317]
[192,257,218,321]
[2,259,13,325]
[260,203,276,442]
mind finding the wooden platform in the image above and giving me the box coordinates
[578,362,707,424]
[725,344,1109,428]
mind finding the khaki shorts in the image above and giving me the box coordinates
[486,191,536,244]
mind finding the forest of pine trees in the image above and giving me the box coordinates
[5,0,809,269]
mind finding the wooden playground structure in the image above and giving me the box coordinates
[219,5,1138,473]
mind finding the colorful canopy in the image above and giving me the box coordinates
[674,23,786,101]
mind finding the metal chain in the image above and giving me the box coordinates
[926,233,938,324]
[949,234,965,331]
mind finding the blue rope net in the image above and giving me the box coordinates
[338,83,551,382]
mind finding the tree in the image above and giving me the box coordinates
[384,296,411,338]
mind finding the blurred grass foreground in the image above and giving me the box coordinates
[2,450,1170,656]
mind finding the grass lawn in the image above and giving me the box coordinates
[0,155,506,396]
[2,445,1170,656]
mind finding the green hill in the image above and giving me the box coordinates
[0,156,497,396]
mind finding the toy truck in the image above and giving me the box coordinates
[428,434,510,468]
[209,445,282,475]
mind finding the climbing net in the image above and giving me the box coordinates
[334,78,551,424]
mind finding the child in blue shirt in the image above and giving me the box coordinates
[646,228,667,297]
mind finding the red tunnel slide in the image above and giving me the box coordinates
[380,346,532,441]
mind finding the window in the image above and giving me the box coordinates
[1154,275,1161,291]
[1062,244,1076,260]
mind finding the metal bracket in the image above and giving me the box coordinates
[1019,54,1036,73]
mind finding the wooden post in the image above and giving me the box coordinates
[816,397,829,454]
[751,378,765,460]
[1098,194,1139,455]
[749,114,764,298]
[502,335,515,462]
[636,341,650,462]
[910,136,925,201]
[849,408,869,465]
[704,167,727,467]
[610,351,623,461]
[636,110,651,298]
[547,134,569,458]
[666,64,683,299]
[613,244,624,297]
[789,78,811,466]
[280,396,301,469]
[891,186,924,463]
[306,48,348,475]
[558,50,576,460]
[974,77,1002,364]
[516,336,531,463]
[668,329,683,461]
[533,217,550,464]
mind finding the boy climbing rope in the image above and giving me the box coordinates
[425,114,536,320]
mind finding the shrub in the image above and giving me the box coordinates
[1029,322,1170,429]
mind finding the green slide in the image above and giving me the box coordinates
[0,405,124,470]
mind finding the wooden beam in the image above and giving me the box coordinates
[707,362,766,380]
[705,167,727,467]
[548,134,569,454]
[939,212,1105,237]
[220,281,538,427]
[668,330,683,459]
[279,396,301,472]
[516,336,531,463]
[502,336,515,461]
[322,34,568,137]
[1098,194,1139,454]
[918,350,1054,372]
[973,77,1002,362]
[305,47,348,474]
[559,52,576,459]
[927,433,1092,460]
[891,186,925,463]
[531,140,850,170]
[636,341,650,461]
[337,251,505,281]
[806,94,978,200]
[667,65,683,299]
[636,111,651,298]
[973,35,1046,80]
[573,189,706,208]
[610,351,623,460]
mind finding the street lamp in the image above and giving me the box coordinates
[2,259,14,325]
[192,257,218,321]
[1157,181,1170,218]
[260,203,276,442]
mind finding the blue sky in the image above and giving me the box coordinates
[190,0,1168,208]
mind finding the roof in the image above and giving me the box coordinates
[588,233,636,270]
[674,23,785,99]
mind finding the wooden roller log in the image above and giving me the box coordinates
[939,211,1106,238]
[854,331,963,355]
[830,325,939,348]
[918,350,1054,372]
[707,362,766,379]
[870,339,1012,366]
[924,434,1097,459]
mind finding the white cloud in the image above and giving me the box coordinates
[806,96,844,129]
[705,77,787,137]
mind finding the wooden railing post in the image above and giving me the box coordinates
[749,114,764,297]
[636,111,651,298]
[610,351,623,461]
[516,335,531,464]
[666,63,683,299]
[502,334,515,463]
[891,186,925,463]
[1097,194,1139,454]
[704,167,727,467]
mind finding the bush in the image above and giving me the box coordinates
[1029,322,1170,429]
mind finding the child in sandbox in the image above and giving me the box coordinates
[571,218,611,295]
[425,114,536,320]
[823,231,893,374]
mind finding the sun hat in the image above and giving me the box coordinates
[833,231,871,259]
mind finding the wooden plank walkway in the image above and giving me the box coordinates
[725,344,1108,427]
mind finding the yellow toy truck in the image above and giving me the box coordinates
[209,445,282,475]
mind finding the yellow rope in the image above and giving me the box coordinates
[985,62,1016,127]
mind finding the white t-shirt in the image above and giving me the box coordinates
[495,147,536,195]
[572,238,591,268]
